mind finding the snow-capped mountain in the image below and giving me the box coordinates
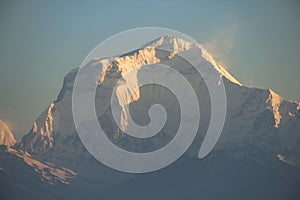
[0,120,16,147]
[2,36,300,200]
[20,35,300,167]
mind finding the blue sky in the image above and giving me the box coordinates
[0,0,299,139]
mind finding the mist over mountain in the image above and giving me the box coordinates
[1,36,300,200]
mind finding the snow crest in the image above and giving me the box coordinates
[0,120,16,147]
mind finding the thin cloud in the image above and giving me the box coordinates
[203,20,239,68]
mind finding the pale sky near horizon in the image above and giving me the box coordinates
[0,0,299,139]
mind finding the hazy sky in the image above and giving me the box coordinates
[0,0,299,139]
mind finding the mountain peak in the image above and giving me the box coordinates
[142,35,241,85]
[142,35,196,53]
[0,120,16,147]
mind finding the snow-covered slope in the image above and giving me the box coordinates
[0,120,16,147]
[20,35,300,168]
